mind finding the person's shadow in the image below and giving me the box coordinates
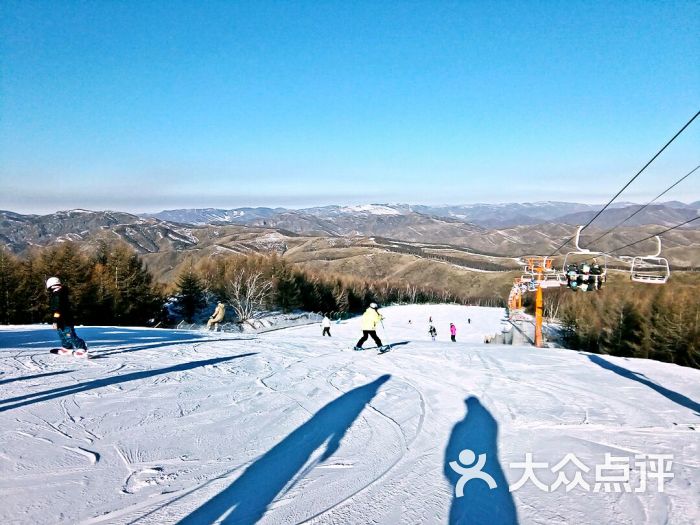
[588,354,700,414]
[177,374,391,525]
[444,396,518,525]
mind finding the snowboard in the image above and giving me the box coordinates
[352,342,409,353]
[377,341,410,354]
[353,345,389,352]
[50,348,90,358]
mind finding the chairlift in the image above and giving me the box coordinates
[560,226,607,291]
[520,256,563,289]
[630,236,670,284]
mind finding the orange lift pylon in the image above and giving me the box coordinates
[508,257,559,348]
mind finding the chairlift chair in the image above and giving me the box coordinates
[630,236,670,284]
[560,226,607,291]
[519,256,563,289]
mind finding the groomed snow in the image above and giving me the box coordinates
[0,305,698,524]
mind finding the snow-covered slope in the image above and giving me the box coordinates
[0,305,698,524]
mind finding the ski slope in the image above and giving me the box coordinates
[0,305,698,525]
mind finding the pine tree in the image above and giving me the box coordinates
[274,265,301,312]
[175,269,205,323]
[37,243,95,324]
[0,249,21,324]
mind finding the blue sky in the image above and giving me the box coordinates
[1,1,698,214]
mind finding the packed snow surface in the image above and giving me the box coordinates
[0,305,698,525]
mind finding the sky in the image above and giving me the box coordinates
[1,1,698,214]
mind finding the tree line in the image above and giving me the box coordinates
[0,243,504,327]
[175,252,504,323]
[0,242,164,326]
[6,242,694,369]
[526,279,700,369]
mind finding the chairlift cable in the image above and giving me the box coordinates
[584,163,700,247]
[567,215,699,268]
[547,110,700,257]
[606,215,700,255]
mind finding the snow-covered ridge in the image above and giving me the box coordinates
[339,204,402,215]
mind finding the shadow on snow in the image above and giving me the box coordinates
[0,353,257,412]
[0,326,235,351]
[588,354,700,414]
[90,337,255,359]
[444,396,518,525]
[0,370,72,386]
[177,374,391,525]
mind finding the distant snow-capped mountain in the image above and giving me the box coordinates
[142,201,697,229]
[141,207,286,225]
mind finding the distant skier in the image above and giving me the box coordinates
[450,323,457,342]
[207,302,226,331]
[468,318,471,324]
[46,277,88,357]
[322,314,332,336]
[354,303,384,350]
[429,324,437,341]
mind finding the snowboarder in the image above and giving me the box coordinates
[207,302,226,331]
[322,314,332,336]
[429,324,437,341]
[46,277,88,357]
[450,323,457,342]
[354,303,384,350]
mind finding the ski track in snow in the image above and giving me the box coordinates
[0,306,699,525]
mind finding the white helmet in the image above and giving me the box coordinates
[46,277,61,289]
[370,302,378,309]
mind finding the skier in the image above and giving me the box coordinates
[450,323,457,342]
[207,302,226,331]
[429,324,437,341]
[354,303,384,350]
[468,318,471,324]
[322,314,332,336]
[46,277,88,357]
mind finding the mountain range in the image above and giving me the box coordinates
[1,202,698,288]
[143,201,700,229]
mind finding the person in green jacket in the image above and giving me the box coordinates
[354,303,384,350]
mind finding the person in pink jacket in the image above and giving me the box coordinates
[450,323,457,342]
